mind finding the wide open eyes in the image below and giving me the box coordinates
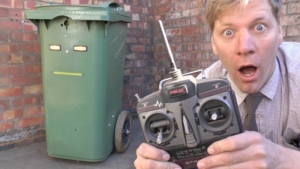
[255,24,265,32]
[223,29,233,36]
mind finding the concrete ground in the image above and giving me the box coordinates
[0,118,144,169]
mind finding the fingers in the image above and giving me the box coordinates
[197,131,268,169]
[207,131,263,155]
[134,156,182,169]
[197,147,256,169]
[134,143,182,169]
[198,160,267,169]
[136,143,170,161]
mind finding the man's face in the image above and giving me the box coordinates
[211,0,283,94]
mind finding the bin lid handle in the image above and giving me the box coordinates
[101,2,123,10]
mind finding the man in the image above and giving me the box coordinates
[134,0,300,168]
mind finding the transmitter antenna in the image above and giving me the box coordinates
[158,20,182,79]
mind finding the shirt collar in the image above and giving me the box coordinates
[225,73,247,105]
[224,58,280,105]
[260,58,280,100]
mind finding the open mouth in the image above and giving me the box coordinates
[239,66,257,77]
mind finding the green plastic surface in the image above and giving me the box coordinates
[24,2,131,162]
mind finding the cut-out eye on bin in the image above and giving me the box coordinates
[73,45,87,52]
[49,45,61,51]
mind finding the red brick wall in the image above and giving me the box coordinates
[0,0,154,150]
[152,0,215,84]
[0,0,44,151]
[123,0,155,113]
[0,0,300,151]
[282,0,300,42]
[151,0,300,91]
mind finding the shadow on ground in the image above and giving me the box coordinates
[0,118,143,169]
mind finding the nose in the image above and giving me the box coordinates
[236,29,255,56]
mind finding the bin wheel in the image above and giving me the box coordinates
[114,110,132,153]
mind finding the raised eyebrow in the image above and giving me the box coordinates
[252,16,268,23]
[215,22,235,32]
[218,15,269,26]
[220,23,234,28]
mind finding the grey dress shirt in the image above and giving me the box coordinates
[197,42,300,150]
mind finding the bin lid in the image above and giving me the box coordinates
[25,2,131,23]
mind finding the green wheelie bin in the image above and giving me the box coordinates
[24,2,132,162]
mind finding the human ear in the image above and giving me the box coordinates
[211,36,218,56]
[278,25,283,45]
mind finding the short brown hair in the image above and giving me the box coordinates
[203,0,282,33]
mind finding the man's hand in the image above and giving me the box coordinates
[197,131,288,169]
[134,143,182,169]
